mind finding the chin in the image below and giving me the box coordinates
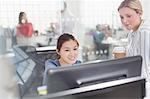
[68,60,76,64]
[127,26,133,30]
[125,27,132,31]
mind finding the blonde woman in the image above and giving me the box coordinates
[118,0,150,98]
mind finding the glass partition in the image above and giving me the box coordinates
[0,0,129,62]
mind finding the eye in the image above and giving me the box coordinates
[127,15,131,18]
[74,48,77,50]
[65,49,69,51]
[74,47,78,51]
[120,16,123,19]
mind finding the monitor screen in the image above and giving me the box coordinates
[46,55,142,93]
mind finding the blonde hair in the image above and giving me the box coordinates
[118,0,142,13]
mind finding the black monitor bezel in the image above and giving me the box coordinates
[47,55,142,93]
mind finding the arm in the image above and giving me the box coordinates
[43,59,58,85]
[144,31,150,81]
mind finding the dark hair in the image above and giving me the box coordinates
[57,33,79,52]
[18,12,28,24]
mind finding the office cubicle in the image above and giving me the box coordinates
[13,45,58,97]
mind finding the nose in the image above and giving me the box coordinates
[69,50,77,57]
[122,18,128,25]
[69,50,75,56]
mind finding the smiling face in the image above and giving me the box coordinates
[57,39,79,66]
[118,7,142,31]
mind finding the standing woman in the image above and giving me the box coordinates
[43,33,81,85]
[118,0,150,98]
[16,12,34,45]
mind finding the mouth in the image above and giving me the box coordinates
[125,24,132,30]
[68,57,76,61]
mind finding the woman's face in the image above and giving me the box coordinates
[58,40,79,65]
[21,13,27,23]
[118,7,141,31]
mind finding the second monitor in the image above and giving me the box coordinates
[46,55,142,93]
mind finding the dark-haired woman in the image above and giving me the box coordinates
[43,33,81,85]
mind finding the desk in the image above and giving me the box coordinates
[35,46,56,52]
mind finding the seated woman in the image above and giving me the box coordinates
[43,33,81,85]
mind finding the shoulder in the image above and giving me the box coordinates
[45,59,60,68]
[28,23,33,26]
[25,23,33,27]
[140,20,150,32]
[75,60,82,64]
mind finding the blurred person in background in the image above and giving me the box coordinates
[93,24,109,57]
[16,11,34,45]
[118,0,150,98]
[93,24,105,49]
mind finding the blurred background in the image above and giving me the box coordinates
[1,0,149,62]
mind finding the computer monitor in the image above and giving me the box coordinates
[46,55,142,93]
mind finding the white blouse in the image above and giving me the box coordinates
[126,20,150,82]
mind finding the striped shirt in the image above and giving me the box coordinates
[126,19,150,82]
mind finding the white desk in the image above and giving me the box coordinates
[35,46,56,52]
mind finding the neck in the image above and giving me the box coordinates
[59,59,70,67]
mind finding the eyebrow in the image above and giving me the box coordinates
[63,46,78,49]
